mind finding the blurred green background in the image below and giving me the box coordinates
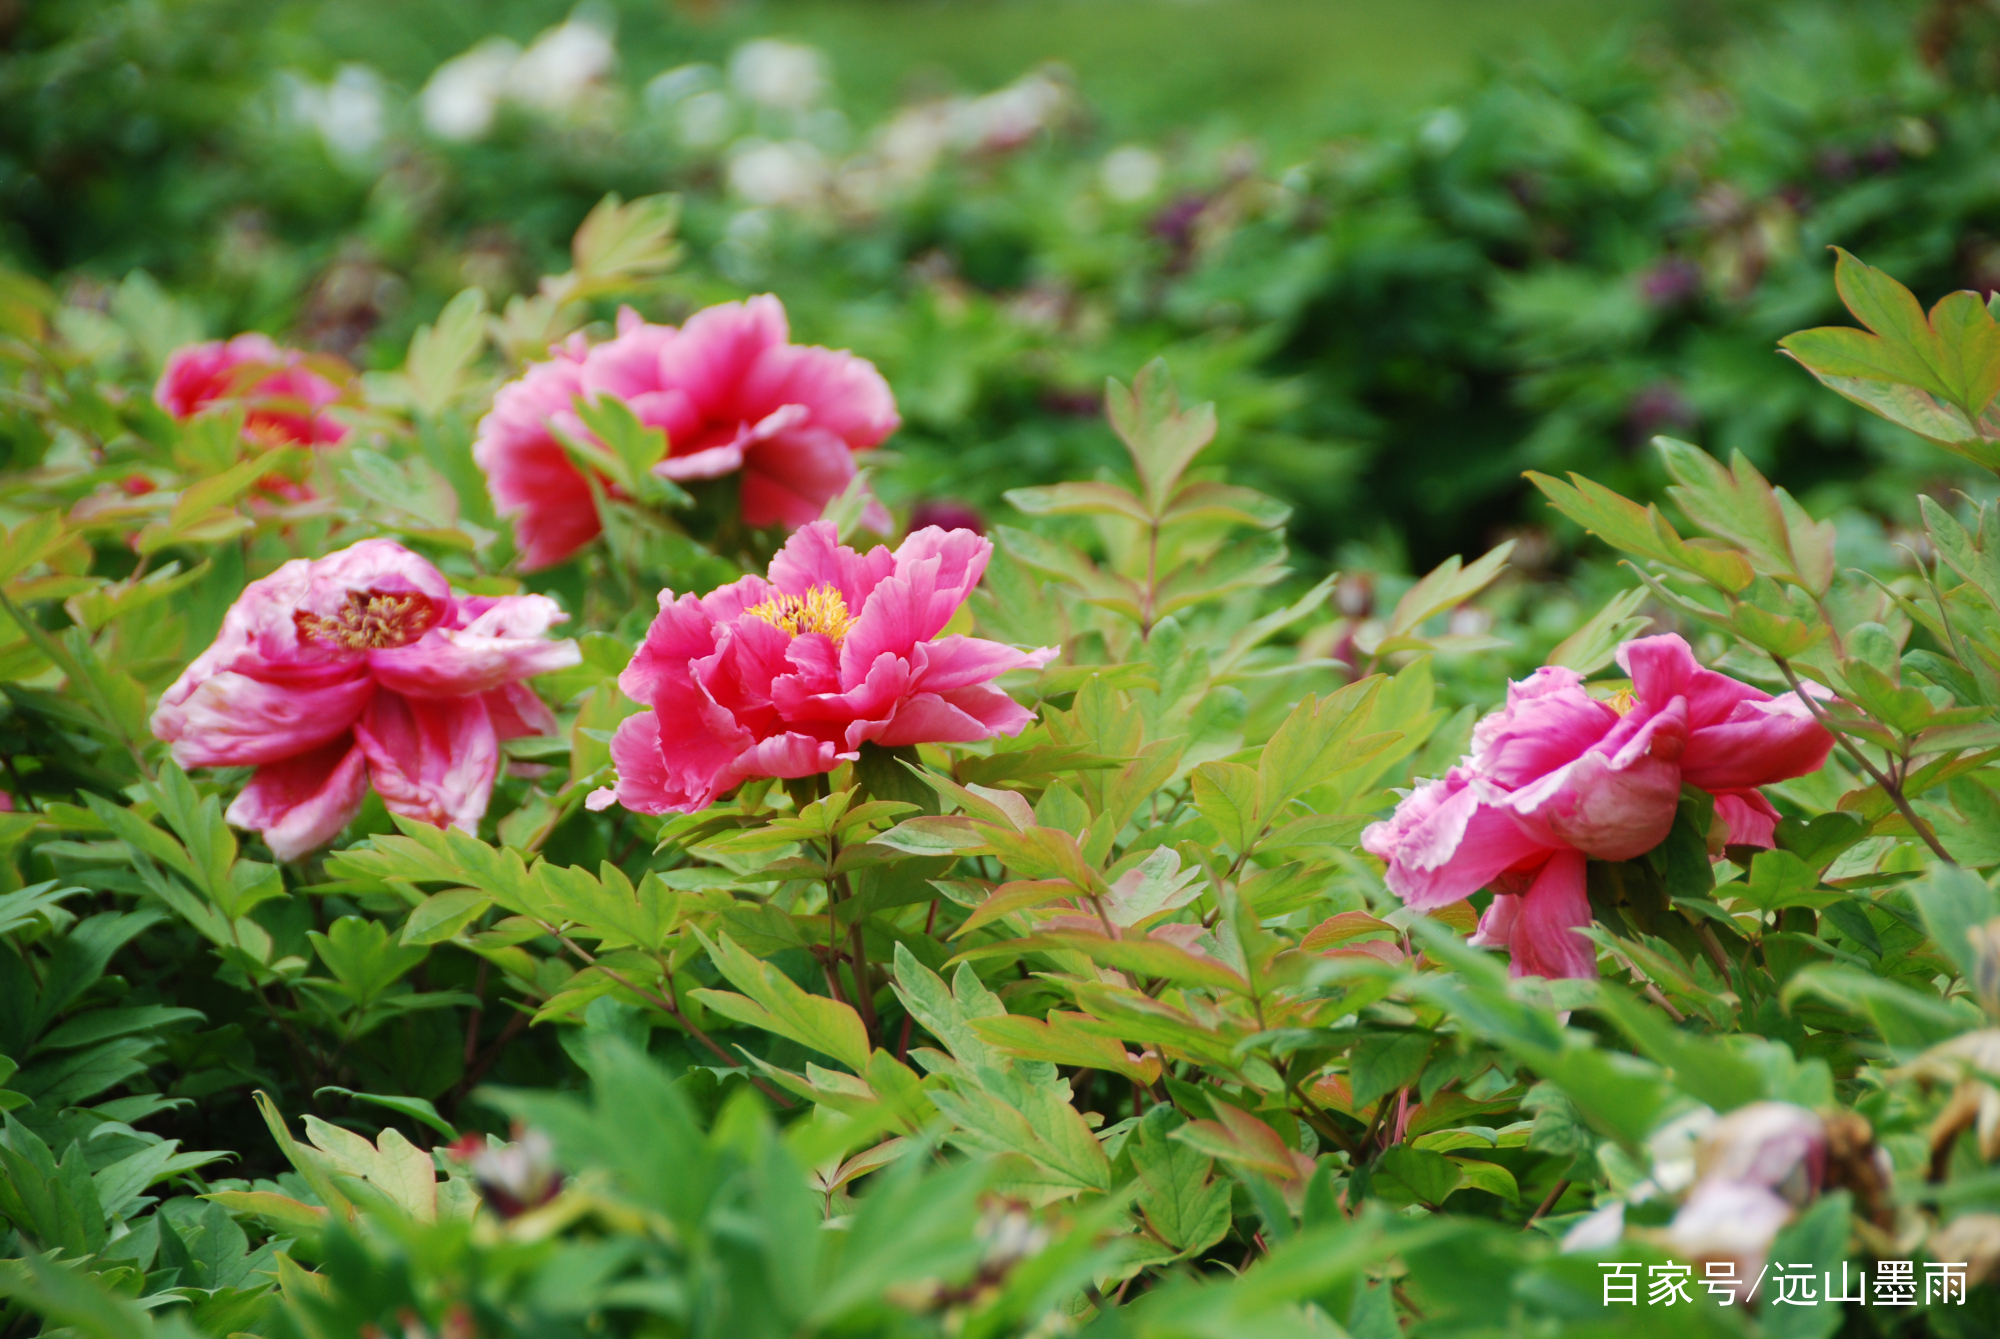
[5,0,1997,571]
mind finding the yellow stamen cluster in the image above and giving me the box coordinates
[1603,687,1638,716]
[296,589,441,651]
[743,584,857,643]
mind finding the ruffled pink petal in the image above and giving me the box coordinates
[657,442,746,480]
[1362,773,1555,910]
[1505,697,1687,860]
[225,734,370,863]
[765,520,897,611]
[621,590,724,706]
[654,296,791,420]
[1618,633,1768,731]
[740,425,863,530]
[602,711,695,814]
[483,683,558,741]
[1468,891,1521,949]
[839,528,994,682]
[473,352,603,571]
[354,691,500,834]
[1468,666,1621,788]
[1506,849,1597,980]
[909,635,1058,693]
[155,670,375,768]
[1680,693,1834,791]
[369,595,580,697]
[775,649,912,731]
[861,690,1016,748]
[735,339,901,449]
[725,730,845,782]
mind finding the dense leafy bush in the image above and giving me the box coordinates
[9,2,2000,1337]
[8,0,2000,564]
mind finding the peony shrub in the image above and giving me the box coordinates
[2,211,2000,1336]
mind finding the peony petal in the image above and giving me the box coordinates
[657,441,746,480]
[1505,697,1687,860]
[734,338,901,449]
[602,711,696,814]
[654,295,791,419]
[765,520,896,610]
[1468,891,1522,949]
[1506,849,1597,979]
[739,424,862,529]
[1364,773,1555,910]
[225,734,370,863]
[156,670,375,768]
[354,691,500,834]
[1469,666,1621,788]
[482,682,558,741]
[909,635,1058,694]
[1711,789,1782,851]
[369,600,581,698]
[838,528,995,683]
[620,589,724,706]
[1680,693,1834,791]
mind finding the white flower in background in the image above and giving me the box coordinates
[421,39,519,141]
[287,64,387,160]
[511,16,615,112]
[729,39,827,111]
[677,91,736,149]
[958,68,1071,152]
[644,62,718,112]
[1100,145,1164,202]
[727,138,829,207]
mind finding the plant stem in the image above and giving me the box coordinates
[1771,657,1955,864]
[1524,1178,1571,1229]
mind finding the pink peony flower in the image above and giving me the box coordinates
[152,540,581,861]
[1364,633,1833,979]
[156,334,350,450]
[591,520,1054,814]
[474,297,900,570]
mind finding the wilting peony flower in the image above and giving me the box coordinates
[591,521,1054,814]
[1666,1102,1828,1279]
[1363,633,1833,979]
[152,540,580,861]
[156,334,350,450]
[474,298,899,570]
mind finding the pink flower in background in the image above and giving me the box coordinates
[156,334,350,449]
[474,297,900,570]
[592,520,1054,814]
[152,539,580,861]
[1363,633,1833,980]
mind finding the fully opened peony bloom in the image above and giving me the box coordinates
[592,521,1054,814]
[1363,633,1833,979]
[474,297,899,570]
[156,334,350,450]
[152,540,580,861]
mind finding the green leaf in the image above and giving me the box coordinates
[1656,438,1836,595]
[1377,1145,1458,1207]
[1545,587,1652,675]
[1105,360,1219,515]
[309,916,427,1007]
[1348,1032,1431,1113]
[1131,1108,1233,1255]
[1906,863,2000,982]
[691,930,870,1073]
[1190,760,1260,852]
[314,1087,459,1140]
[402,888,491,946]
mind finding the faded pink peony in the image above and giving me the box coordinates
[474,297,899,570]
[152,540,581,861]
[1665,1102,1830,1280]
[156,334,350,450]
[1363,633,1833,979]
[591,520,1054,814]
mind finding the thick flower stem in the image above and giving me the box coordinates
[1771,656,1956,865]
